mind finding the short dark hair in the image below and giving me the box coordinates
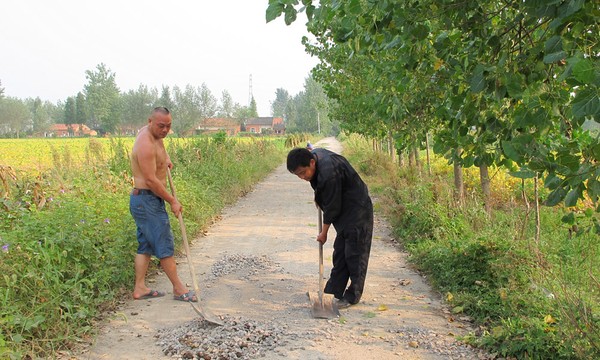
[152,106,170,115]
[287,148,314,173]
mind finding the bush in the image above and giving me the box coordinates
[343,137,600,360]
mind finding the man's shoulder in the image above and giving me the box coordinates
[313,147,333,158]
[133,129,158,155]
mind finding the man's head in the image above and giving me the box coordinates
[287,148,316,181]
[148,107,172,139]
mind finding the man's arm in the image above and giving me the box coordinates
[317,222,331,244]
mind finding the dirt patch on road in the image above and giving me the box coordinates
[68,138,491,360]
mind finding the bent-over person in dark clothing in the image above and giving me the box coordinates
[287,147,373,309]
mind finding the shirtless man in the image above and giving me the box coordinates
[129,107,197,302]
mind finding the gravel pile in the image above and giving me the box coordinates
[209,254,281,280]
[156,316,288,360]
[390,326,492,359]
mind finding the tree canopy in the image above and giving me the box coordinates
[267,0,599,215]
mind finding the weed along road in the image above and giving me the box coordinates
[77,138,490,360]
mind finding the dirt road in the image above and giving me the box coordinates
[75,137,488,360]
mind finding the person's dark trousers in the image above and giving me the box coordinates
[324,211,373,304]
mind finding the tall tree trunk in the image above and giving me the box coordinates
[388,132,395,162]
[425,132,431,176]
[408,147,415,168]
[399,150,405,167]
[534,174,541,245]
[453,148,464,203]
[414,146,420,169]
[519,179,531,244]
[480,163,492,216]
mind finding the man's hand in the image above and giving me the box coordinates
[317,221,330,244]
[169,199,183,217]
[317,231,327,244]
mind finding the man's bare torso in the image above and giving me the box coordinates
[131,126,168,189]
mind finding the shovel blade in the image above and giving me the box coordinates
[308,291,340,319]
[189,302,223,326]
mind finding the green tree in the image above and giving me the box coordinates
[288,76,333,134]
[232,104,253,123]
[217,90,235,118]
[172,85,201,136]
[64,97,76,127]
[75,92,87,126]
[248,96,259,117]
[198,83,218,120]
[156,85,175,110]
[267,0,599,211]
[120,84,158,132]
[0,97,30,138]
[26,97,52,134]
[84,63,121,133]
[283,100,298,132]
[271,88,290,118]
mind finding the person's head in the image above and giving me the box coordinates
[148,107,172,139]
[287,148,316,181]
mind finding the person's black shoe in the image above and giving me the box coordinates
[335,298,353,309]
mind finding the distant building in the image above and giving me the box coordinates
[47,124,97,137]
[244,117,285,135]
[193,118,241,136]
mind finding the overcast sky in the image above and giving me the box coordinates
[0,1,318,117]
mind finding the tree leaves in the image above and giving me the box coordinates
[543,36,566,64]
[265,0,600,213]
[265,2,284,23]
[545,187,567,207]
[572,88,600,120]
[572,59,597,85]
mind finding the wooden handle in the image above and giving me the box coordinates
[318,208,324,305]
[167,168,200,297]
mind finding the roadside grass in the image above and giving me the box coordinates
[0,135,286,358]
[343,134,600,360]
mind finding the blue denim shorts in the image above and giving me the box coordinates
[129,191,174,259]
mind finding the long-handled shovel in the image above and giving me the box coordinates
[308,208,340,319]
[167,168,222,326]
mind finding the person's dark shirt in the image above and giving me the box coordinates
[309,148,372,231]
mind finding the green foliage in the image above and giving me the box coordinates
[0,97,30,138]
[284,133,312,148]
[344,137,600,359]
[212,130,227,145]
[0,136,286,357]
[84,63,121,134]
[266,0,600,221]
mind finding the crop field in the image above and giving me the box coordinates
[0,138,135,173]
[0,136,281,174]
